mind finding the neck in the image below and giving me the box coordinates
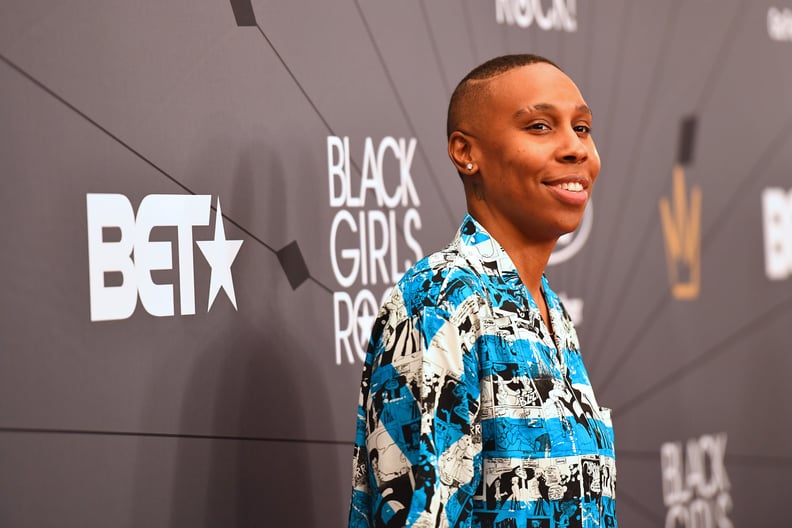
[501,240,553,300]
[466,212,555,298]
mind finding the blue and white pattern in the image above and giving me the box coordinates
[349,215,617,528]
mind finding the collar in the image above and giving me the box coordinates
[454,213,518,277]
[452,214,558,310]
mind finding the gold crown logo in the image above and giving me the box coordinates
[659,165,702,300]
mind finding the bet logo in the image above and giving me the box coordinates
[86,194,243,321]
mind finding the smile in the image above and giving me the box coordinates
[556,181,584,192]
[544,178,590,206]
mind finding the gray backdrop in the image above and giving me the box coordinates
[1,0,791,526]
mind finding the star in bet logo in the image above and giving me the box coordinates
[197,200,243,310]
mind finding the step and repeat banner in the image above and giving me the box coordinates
[1,1,791,526]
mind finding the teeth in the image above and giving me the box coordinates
[558,182,584,192]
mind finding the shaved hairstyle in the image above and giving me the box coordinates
[446,53,561,139]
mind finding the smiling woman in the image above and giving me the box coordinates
[349,54,616,528]
[449,58,600,303]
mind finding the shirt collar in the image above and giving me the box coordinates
[454,214,519,277]
[454,214,557,307]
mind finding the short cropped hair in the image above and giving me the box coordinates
[446,54,560,139]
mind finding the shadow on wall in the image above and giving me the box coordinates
[178,139,331,527]
[125,138,342,527]
[172,324,326,527]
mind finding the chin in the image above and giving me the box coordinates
[555,217,584,237]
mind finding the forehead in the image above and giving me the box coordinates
[482,63,586,114]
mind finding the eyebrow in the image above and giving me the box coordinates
[513,103,593,119]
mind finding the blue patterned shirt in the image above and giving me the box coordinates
[349,215,617,527]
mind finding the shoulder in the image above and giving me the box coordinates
[395,244,488,320]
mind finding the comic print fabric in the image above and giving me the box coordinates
[349,215,617,528]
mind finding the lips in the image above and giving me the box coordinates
[544,177,590,205]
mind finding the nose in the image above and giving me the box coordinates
[557,127,589,163]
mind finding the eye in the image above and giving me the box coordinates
[526,122,551,131]
[574,124,592,135]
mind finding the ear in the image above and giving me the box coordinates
[448,130,476,175]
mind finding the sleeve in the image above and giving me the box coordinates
[349,283,484,528]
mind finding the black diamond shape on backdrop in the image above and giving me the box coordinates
[229,0,257,27]
[677,115,697,166]
[277,240,310,290]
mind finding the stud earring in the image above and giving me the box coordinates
[466,163,474,170]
